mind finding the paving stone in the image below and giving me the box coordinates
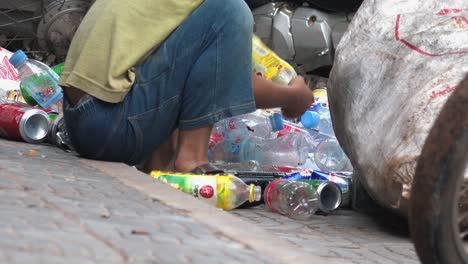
[0,138,422,263]
[0,139,275,264]
[232,205,419,263]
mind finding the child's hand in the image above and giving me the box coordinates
[281,76,314,118]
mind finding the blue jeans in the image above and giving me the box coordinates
[63,0,256,166]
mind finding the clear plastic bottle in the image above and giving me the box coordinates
[150,171,262,210]
[210,117,249,163]
[240,132,311,167]
[314,138,351,172]
[300,87,335,136]
[279,119,328,153]
[238,111,284,138]
[264,179,319,220]
[209,112,284,163]
[300,108,335,137]
[9,50,62,109]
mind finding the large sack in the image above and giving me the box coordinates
[0,47,20,96]
[329,0,468,215]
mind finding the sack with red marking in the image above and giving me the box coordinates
[329,0,468,216]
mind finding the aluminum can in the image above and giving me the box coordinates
[0,103,50,143]
[283,169,351,208]
[48,113,64,145]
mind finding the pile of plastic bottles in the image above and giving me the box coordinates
[208,86,353,174]
[0,49,71,150]
[202,82,356,219]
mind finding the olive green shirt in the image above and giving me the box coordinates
[59,0,204,103]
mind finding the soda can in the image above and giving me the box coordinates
[283,169,352,208]
[48,113,63,145]
[47,113,73,151]
[0,103,50,143]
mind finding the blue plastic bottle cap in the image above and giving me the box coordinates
[9,49,27,69]
[301,111,320,128]
[269,113,284,132]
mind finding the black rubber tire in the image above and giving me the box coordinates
[245,0,363,12]
[410,74,468,264]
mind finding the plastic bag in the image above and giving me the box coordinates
[0,47,21,98]
[329,0,468,215]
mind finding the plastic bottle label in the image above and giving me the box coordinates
[263,179,283,213]
[283,170,349,193]
[154,174,217,203]
[151,172,241,210]
[23,72,62,108]
[252,35,297,85]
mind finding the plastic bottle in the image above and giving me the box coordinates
[279,119,328,153]
[18,62,65,107]
[314,138,351,172]
[264,179,319,220]
[300,87,335,136]
[150,171,262,210]
[209,118,249,163]
[238,111,284,138]
[209,112,284,163]
[252,35,297,85]
[240,132,311,167]
[300,107,334,136]
[9,50,62,109]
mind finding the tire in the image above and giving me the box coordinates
[410,74,468,264]
[245,0,363,12]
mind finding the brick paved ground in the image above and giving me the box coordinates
[232,206,419,264]
[0,138,420,263]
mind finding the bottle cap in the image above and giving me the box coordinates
[9,49,28,69]
[249,184,262,202]
[269,112,284,132]
[301,111,320,128]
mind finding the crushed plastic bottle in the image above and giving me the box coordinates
[264,179,319,220]
[240,132,311,167]
[150,171,262,210]
[209,111,285,163]
[9,50,62,109]
[238,111,284,138]
[210,119,248,163]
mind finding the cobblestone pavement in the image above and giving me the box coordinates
[0,139,305,264]
[0,138,420,263]
[232,206,419,264]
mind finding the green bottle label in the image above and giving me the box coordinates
[20,83,38,106]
